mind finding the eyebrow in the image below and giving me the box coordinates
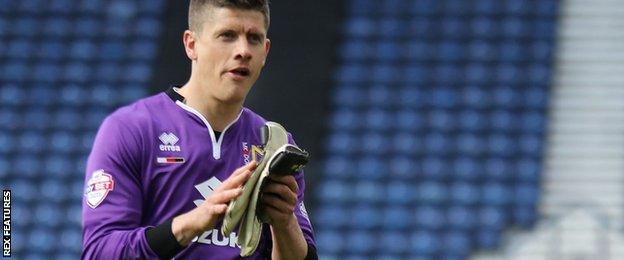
[213,27,265,38]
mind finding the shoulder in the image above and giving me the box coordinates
[241,107,268,126]
[104,92,167,130]
[240,107,298,144]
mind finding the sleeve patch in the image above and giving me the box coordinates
[85,169,115,209]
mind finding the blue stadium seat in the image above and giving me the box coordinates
[37,40,65,60]
[66,204,83,227]
[392,132,421,156]
[316,229,343,254]
[124,63,152,82]
[361,132,389,154]
[468,40,496,61]
[15,17,39,37]
[130,40,158,60]
[35,203,63,228]
[516,158,540,182]
[28,228,56,253]
[421,156,451,180]
[3,61,29,80]
[378,17,403,38]
[135,17,162,38]
[514,205,537,228]
[348,231,377,254]
[453,157,482,181]
[332,84,365,107]
[48,0,74,14]
[60,227,83,253]
[442,231,471,256]
[479,206,507,230]
[326,133,355,154]
[446,206,476,230]
[74,17,101,37]
[476,228,502,249]
[353,180,385,202]
[414,206,445,229]
[339,39,373,61]
[382,206,411,230]
[481,182,512,206]
[386,181,415,205]
[487,134,516,157]
[440,18,465,39]
[381,231,409,254]
[40,179,70,203]
[316,205,347,228]
[53,109,82,131]
[49,131,79,153]
[409,230,441,255]
[417,182,449,205]
[317,180,350,203]
[14,154,40,179]
[322,155,353,179]
[449,183,479,206]
[364,108,393,130]
[374,40,401,61]
[43,17,71,37]
[389,155,419,179]
[350,205,381,230]
[395,109,425,131]
[484,158,512,181]
[427,110,455,132]
[357,157,386,180]
[26,84,54,106]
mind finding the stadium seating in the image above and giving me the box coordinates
[316,0,558,259]
[0,0,165,258]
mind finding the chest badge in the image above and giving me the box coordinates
[159,132,181,152]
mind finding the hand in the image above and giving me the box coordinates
[259,174,299,229]
[172,161,257,246]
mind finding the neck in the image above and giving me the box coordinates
[178,81,242,132]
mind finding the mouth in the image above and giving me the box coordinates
[227,67,251,78]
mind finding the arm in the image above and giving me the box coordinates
[261,170,317,260]
[82,116,158,259]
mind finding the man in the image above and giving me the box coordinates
[81,0,316,259]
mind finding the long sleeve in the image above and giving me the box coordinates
[288,134,317,250]
[81,115,159,259]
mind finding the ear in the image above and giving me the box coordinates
[262,38,271,66]
[183,30,198,61]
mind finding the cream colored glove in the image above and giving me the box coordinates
[221,122,309,257]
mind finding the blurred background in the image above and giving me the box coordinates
[1,0,623,259]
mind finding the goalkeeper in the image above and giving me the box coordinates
[81,0,316,259]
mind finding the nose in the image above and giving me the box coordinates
[234,40,252,62]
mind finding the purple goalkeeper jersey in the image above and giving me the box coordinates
[82,87,315,259]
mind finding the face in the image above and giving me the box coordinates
[184,7,270,104]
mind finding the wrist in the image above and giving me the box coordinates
[172,212,201,247]
[270,213,298,233]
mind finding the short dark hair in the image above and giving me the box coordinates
[188,0,270,33]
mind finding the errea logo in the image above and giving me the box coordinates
[159,132,181,152]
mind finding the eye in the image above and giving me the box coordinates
[249,34,262,44]
[219,31,236,40]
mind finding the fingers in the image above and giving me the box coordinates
[267,175,299,194]
[210,204,229,215]
[261,194,294,214]
[219,161,257,190]
[210,187,243,204]
[262,182,298,206]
